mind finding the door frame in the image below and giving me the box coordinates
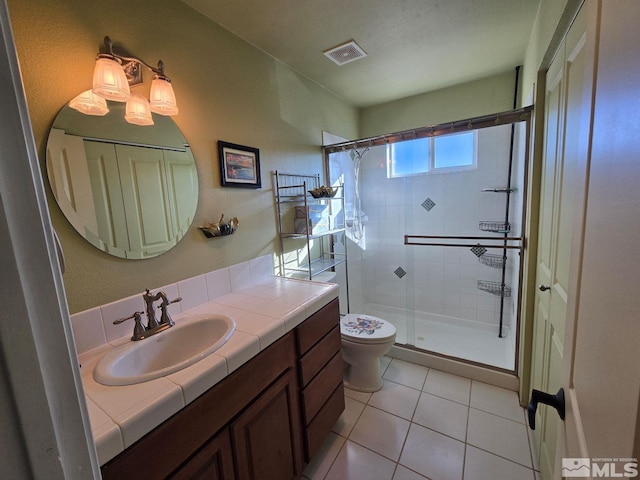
[518,0,586,407]
[0,1,99,477]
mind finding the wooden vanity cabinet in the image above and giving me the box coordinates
[231,369,302,480]
[100,298,343,480]
[168,427,234,480]
[296,299,345,461]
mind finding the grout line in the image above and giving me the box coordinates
[420,388,472,408]
[317,436,346,480]
[461,442,468,479]
[468,405,527,425]
[461,402,471,479]
[465,443,537,472]
[345,436,405,467]
[360,403,412,429]
[525,415,540,473]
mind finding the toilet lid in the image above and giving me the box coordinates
[340,314,396,343]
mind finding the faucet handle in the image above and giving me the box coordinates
[113,311,147,341]
[113,311,145,325]
[157,297,181,326]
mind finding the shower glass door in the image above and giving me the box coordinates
[327,112,530,371]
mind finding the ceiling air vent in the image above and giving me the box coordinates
[323,40,367,66]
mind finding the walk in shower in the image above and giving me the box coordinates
[325,108,531,371]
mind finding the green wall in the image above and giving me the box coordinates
[359,70,518,138]
[7,0,358,313]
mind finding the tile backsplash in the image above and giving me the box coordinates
[71,255,276,356]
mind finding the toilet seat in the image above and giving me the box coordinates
[340,314,396,345]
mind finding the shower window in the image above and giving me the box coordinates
[387,131,477,178]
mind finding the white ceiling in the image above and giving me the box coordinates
[180,0,540,108]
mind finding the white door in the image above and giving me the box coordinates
[83,140,129,255]
[558,0,640,477]
[163,149,198,239]
[529,6,589,479]
[46,130,100,238]
[116,144,177,259]
[531,2,640,478]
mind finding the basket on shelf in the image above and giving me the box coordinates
[479,221,511,233]
[477,280,512,297]
[478,253,506,269]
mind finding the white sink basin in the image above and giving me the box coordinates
[94,314,235,386]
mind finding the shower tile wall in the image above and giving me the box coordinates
[344,124,520,333]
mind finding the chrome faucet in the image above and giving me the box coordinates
[114,289,182,341]
[143,288,161,329]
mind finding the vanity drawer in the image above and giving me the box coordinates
[305,382,345,460]
[296,298,339,355]
[301,351,343,425]
[299,324,341,387]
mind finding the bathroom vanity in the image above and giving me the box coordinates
[98,298,343,479]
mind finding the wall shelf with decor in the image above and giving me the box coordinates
[198,214,239,238]
[274,171,347,282]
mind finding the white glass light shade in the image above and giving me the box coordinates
[69,90,109,116]
[92,57,130,102]
[125,94,154,126]
[149,77,179,115]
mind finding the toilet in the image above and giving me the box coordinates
[340,314,397,392]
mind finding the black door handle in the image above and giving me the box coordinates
[527,388,565,430]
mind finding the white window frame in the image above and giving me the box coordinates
[387,131,478,178]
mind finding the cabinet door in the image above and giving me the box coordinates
[169,427,235,480]
[231,369,303,480]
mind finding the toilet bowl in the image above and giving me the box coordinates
[340,314,396,392]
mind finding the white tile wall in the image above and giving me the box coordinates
[228,260,252,291]
[204,267,232,300]
[177,275,208,311]
[71,255,275,355]
[100,293,145,343]
[71,307,106,354]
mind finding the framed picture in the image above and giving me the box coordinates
[217,141,261,188]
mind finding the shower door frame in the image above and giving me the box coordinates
[323,106,533,374]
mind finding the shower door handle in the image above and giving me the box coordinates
[539,284,551,292]
[527,388,565,430]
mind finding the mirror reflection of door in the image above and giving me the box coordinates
[46,101,198,259]
[77,139,197,259]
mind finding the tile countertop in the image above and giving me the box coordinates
[78,276,339,465]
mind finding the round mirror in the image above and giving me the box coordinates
[46,99,198,259]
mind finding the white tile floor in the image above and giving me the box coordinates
[303,357,540,480]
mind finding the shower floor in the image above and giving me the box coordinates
[354,303,515,371]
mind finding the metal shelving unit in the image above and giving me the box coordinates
[274,171,347,281]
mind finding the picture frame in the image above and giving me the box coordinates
[217,141,261,188]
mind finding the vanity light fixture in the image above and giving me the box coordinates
[70,36,178,125]
[125,93,155,126]
[68,89,109,116]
